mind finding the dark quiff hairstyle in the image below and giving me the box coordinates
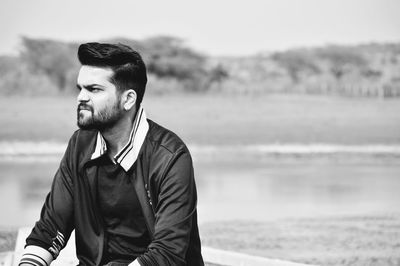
[78,42,147,105]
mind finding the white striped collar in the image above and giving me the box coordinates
[90,105,149,171]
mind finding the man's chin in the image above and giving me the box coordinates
[77,119,97,130]
[77,120,110,131]
[77,123,95,130]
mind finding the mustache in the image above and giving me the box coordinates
[77,103,93,112]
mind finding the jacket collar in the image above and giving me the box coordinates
[90,105,149,171]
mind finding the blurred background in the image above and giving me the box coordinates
[0,0,399,265]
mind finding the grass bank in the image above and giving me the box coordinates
[0,94,399,145]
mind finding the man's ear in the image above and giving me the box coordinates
[122,89,137,111]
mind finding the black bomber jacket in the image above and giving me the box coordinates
[25,119,204,266]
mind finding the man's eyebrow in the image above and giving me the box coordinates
[76,84,104,89]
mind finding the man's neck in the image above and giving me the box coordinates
[101,110,136,159]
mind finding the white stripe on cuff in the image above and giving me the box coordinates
[21,245,54,266]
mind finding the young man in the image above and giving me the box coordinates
[19,43,203,266]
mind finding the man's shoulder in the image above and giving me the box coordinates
[146,119,189,155]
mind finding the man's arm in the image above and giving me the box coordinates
[135,149,198,266]
[19,137,76,266]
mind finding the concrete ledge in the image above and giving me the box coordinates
[202,246,316,266]
[0,252,13,266]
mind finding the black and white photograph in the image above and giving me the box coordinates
[0,0,399,265]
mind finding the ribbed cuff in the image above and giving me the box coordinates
[19,245,54,266]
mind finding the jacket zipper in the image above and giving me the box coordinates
[82,166,105,266]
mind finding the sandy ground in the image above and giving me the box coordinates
[0,230,16,254]
[2,214,399,266]
[201,214,400,266]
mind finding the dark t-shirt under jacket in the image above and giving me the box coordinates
[97,156,151,264]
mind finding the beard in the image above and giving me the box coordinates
[77,101,124,131]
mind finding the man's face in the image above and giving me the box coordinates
[76,65,124,130]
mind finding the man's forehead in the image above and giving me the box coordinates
[77,65,114,85]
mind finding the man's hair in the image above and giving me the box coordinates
[78,42,147,105]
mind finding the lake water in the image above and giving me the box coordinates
[1,150,399,228]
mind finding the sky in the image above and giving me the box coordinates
[0,0,399,56]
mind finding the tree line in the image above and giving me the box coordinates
[0,36,399,97]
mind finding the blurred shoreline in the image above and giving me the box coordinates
[1,142,400,163]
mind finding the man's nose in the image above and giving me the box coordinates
[77,88,89,102]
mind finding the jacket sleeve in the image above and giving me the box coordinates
[137,149,197,266]
[20,136,76,266]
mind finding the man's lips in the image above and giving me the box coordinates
[78,104,92,112]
